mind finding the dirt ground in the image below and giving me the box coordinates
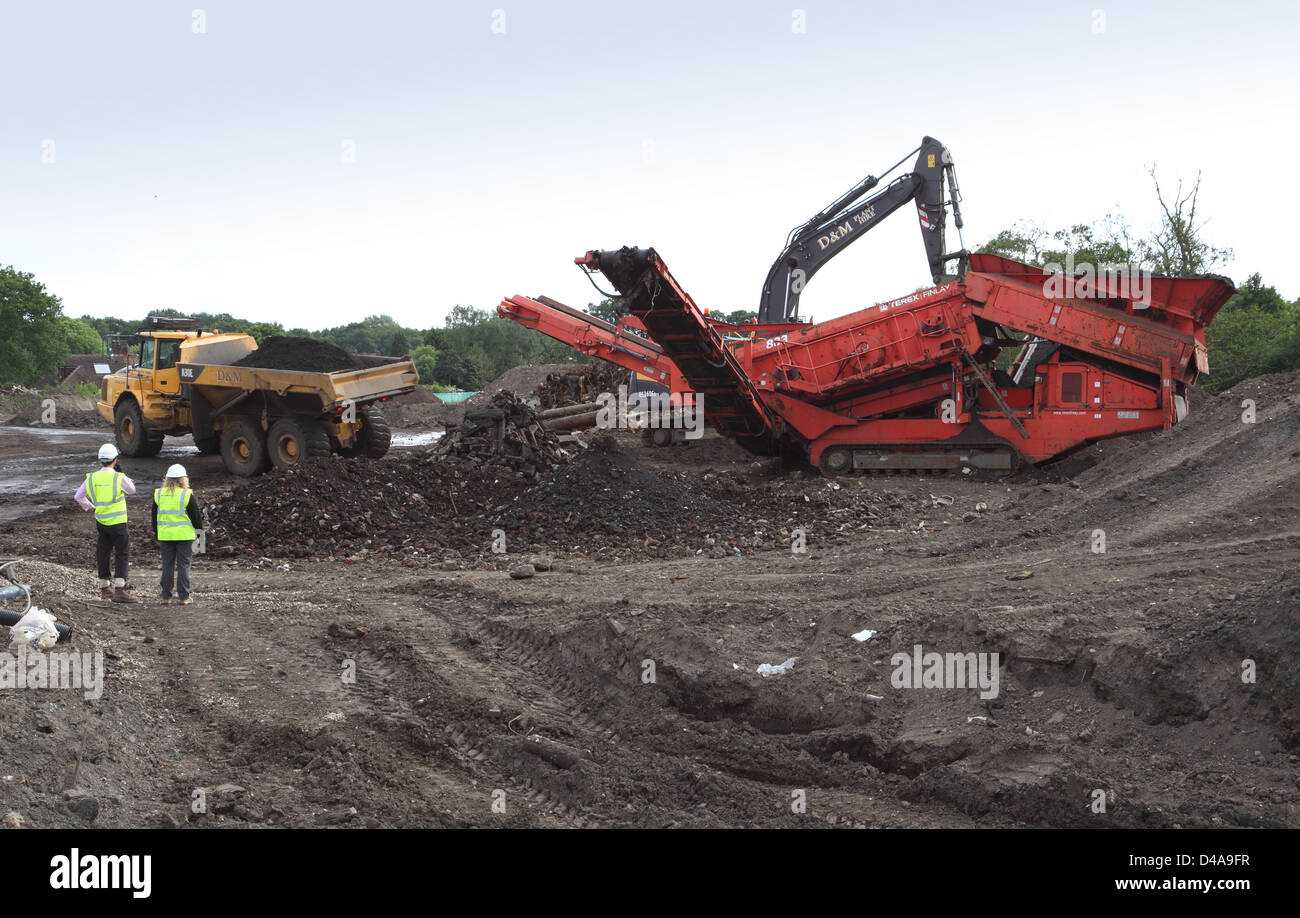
[0,372,1296,828]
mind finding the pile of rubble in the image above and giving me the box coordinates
[431,392,572,479]
[204,454,533,559]
[534,360,626,410]
[488,436,734,556]
[202,429,962,562]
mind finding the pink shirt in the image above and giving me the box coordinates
[75,468,137,512]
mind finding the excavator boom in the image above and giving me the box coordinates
[757,136,965,323]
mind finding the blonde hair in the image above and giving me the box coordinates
[162,476,190,491]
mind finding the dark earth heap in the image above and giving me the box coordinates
[233,336,359,372]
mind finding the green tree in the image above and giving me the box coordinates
[977,170,1231,279]
[389,330,410,356]
[245,321,286,344]
[976,223,1049,265]
[462,344,494,389]
[409,344,439,385]
[584,297,625,323]
[434,349,470,388]
[0,266,71,385]
[1040,218,1136,269]
[445,305,489,329]
[59,317,105,354]
[314,315,419,354]
[974,169,1285,386]
[1142,168,1233,275]
[1202,274,1300,393]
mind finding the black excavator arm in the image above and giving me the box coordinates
[756,136,967,324]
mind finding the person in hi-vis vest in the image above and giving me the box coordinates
[152,463,203,605]
[74,443,139,603]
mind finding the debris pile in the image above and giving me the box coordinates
[0,388,106,429]
[488,436,739,557]
[233,336,360,372]
[465,363,581,408]
[534,360,626,409]
[204,455,532,559]
[201,426,956,561]
[432,392,571,478]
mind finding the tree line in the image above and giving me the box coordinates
[16,303,580,391]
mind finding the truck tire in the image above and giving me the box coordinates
[220,416,270,477]
[193,435,221,455]
[114,400,164,457]
[340,405,392,459]
[358,405,392,458]
[267,416,331,471]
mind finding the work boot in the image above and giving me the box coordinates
[179,596,193,606]
[160,596,172,605]
[111,587,138,604]
[100,586,113,601]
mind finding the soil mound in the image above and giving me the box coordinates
[489,442,734,549]
[1050,369,1300,547]
[205,454,531,559]
[0,390,108,429]
[385,388,466,429]
[233,337,359,372]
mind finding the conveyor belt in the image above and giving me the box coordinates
[578,247,778,454]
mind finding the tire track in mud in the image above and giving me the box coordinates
[399,593,958,827]
[321,601,616,826]
[352,594,824,826]
[417,609,632,827]
[145,587,347,716]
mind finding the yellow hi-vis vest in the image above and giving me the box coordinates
[154,487,196,541]
[85,468,127,525]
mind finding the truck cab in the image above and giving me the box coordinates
[98,317,255,457]
[136,331,185,398]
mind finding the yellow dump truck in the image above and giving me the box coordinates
[97,317,419,477]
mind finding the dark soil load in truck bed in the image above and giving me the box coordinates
[232,336,360,372]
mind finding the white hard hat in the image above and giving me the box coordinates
[166,463,187,479]
[98,443,119,462]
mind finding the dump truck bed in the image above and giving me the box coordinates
[178,359,419,411]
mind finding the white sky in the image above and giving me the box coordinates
[2,0,1295,330]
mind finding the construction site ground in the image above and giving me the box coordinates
[0,372,1296,829]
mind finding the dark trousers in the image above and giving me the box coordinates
[159,540,193,599]
[95,522,129,581]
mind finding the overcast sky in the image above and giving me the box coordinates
[2,1,1295,330]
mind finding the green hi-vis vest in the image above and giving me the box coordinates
[85,468,127,525]
[154,487,196,541]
